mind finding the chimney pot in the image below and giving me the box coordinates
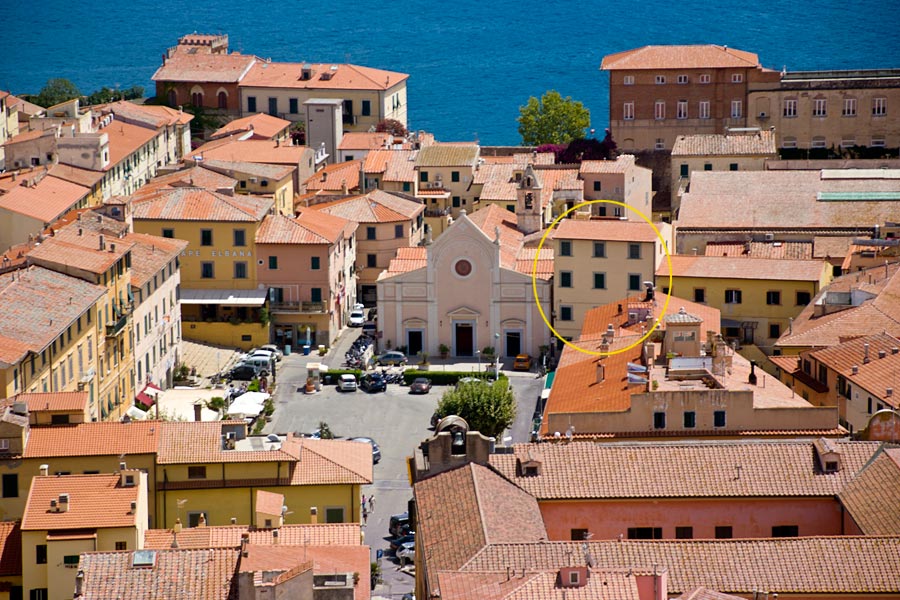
[130,501,137,513]
[40,464,49,477]
[878,350,886,359]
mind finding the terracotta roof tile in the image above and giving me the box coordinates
[808,333,900,403]
[672,131,776,156]
[437,569,641,600]
[157,421,300,464]
[48,163,104,189]
[241,544,371,599]
[678,588,748,600]
[382,150,417,182]
[255,490,284,516]
[211,113,291,140]
[0,335,33,366]
[135,165,237,196]
[414,463,547,595]
[22,473,141,530]
[0,174,89,222]
[0,522,21,577]
[256,211,354,245]
[200,158,295,181]
[23,421,160,458]
[384,246,427,275]
[338,131,392,151]
[124,232,188,288]
[839,448,900,534]
[601,45,761,70]
[554,219,660,243]
[313,189,423,223]
[290,438,372,485]
[362,148,393,174]
[0,266,105,359]
[107,101,193,127]
[142,523,361,549]
[464,537,900,594]
[415,144,479,168]
[7,392,87,412]
[678,170,900,231]
[303,160,361,192]
[195,138,312,167]
[79,548,238,599]
[132,187,273,221]
[152,51,257,83]
[704,241,813,260]
[101,120,159,171]
[28,226,135,275]
[813,235,856,259]
[488,439,879,500]
[657,255,829,281]
[241,61,407,90]
[580,155,637,174]
[515,248,554,279]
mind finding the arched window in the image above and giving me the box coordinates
[167,89,177,107]
[217,90,227,109]
[191,91,204,106]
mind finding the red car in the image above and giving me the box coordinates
[409,377,432,394]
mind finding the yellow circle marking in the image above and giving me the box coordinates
[531,200,673,356]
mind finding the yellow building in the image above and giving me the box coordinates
[0,267,104,411]
[553,219,668,342]
[657,255,833,350]
[414,144,480,219]
[132,187,275,349]
[0,521,22,598]
[3,392,90,426]
[27,226,137,421]
[197,158,295,216]
[21,471,147,600]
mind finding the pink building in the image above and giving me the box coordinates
[255,210,357,349]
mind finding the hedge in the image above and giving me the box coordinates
[401,370,507,386]
[321,369,363,384]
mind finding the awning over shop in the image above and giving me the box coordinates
[181,288,269,306]
[136,382,163,407]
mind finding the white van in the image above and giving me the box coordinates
[239,355,273,375]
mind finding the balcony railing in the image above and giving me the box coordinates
[302,301,326,313]
[270,301,301,312]
[106,314,128,337]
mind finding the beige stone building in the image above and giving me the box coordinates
[580,155,653,218]
[670,129,777,214]
[747,69,900,152]
[414,144,481,221]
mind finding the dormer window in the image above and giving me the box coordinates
[824,461,838,473]
[569,571,580,585]
[525,466,538,476]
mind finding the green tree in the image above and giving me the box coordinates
[435,379,516,439]
[517,90,590,146]
[33,78,82,108]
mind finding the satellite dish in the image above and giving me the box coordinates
[554,431,561,439]
[565,425,575,440]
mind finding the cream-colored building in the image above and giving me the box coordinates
[414,144,480,220]
[580,155,653,218]
[312,190,425,306]
[0,168,91,250]
[748,69,900,152]
[21,471,148,600]
[670,130,777,214]
[198,158,295,216]
[552,219,669,342]
[239,61,409,132]
[377,203,553,360]
[192,138,317,195]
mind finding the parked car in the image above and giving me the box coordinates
[227,364,260,381]
[389,513,409,537]
[513,354,533,371]
[349,436,381,463]
[259,344,284,361]
[396,541,415,565]
[337,374,357,392]
[359,372,387,393]
[238,356,272,376]
[409,377,432,394]
[353,303,365,311]
[389,533,415,552]
[349,310,366,327]
[377,351,407,366]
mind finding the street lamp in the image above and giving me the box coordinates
[475,350,481,375]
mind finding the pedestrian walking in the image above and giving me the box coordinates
[362,494,367,507]
[368,495,375,511]
[362,506,369,525]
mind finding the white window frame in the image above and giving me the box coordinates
[654,138,665,150]
[813,98,827,117]
[699,74,711,84]
[623,102,634,120]
[655,75,666,85]
[623,75,635,85]
[871,136,886,147]
[840,137,856,148]
[873,97,887,116]
[698,101,710,120]
[654,101,665,120]
[731,100,742,119]
[677,100,688,120]
[811,136,827,149]
[783,98,797,118]
[731,73,743,83]
[782,137,797,149]
[677,74,689,84]
[843,98,857,117]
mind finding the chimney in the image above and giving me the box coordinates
[198,513,207,527]
[748,360,758,385]
[58,493,70,512]
[863,343,871,364]
[77,228,83,236]
[119,461,127,471]
[109,243,116,253]
[887,388,893,398]
[310,506,318,524]
[98,235,105,251]
[878,350,886,359]
[241,533,250,557]
[40,464,49,477]
[130,501,137,513]
[596,361,605,384]
[851,365,859,375]
[893,347,900,355]
[231,517,237,524]
[74,570,84,597]
[273,528,280,544]
[193,402,203,421]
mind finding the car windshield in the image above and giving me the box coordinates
[413,378,428,384]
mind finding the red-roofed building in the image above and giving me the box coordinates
[2,392,89,425]
[312,190,424,305]
[255,209,358,347]
[0,169,91,250]
[377,203,553,359]
[210,112,291,143]
[21,471,148,600]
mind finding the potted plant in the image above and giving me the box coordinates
[439,343,450,359]
[418,351,430,370]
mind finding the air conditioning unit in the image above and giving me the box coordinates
[764,233,775,241]
[628,312,638,322]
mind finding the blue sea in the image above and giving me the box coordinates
[2,0,898,145]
